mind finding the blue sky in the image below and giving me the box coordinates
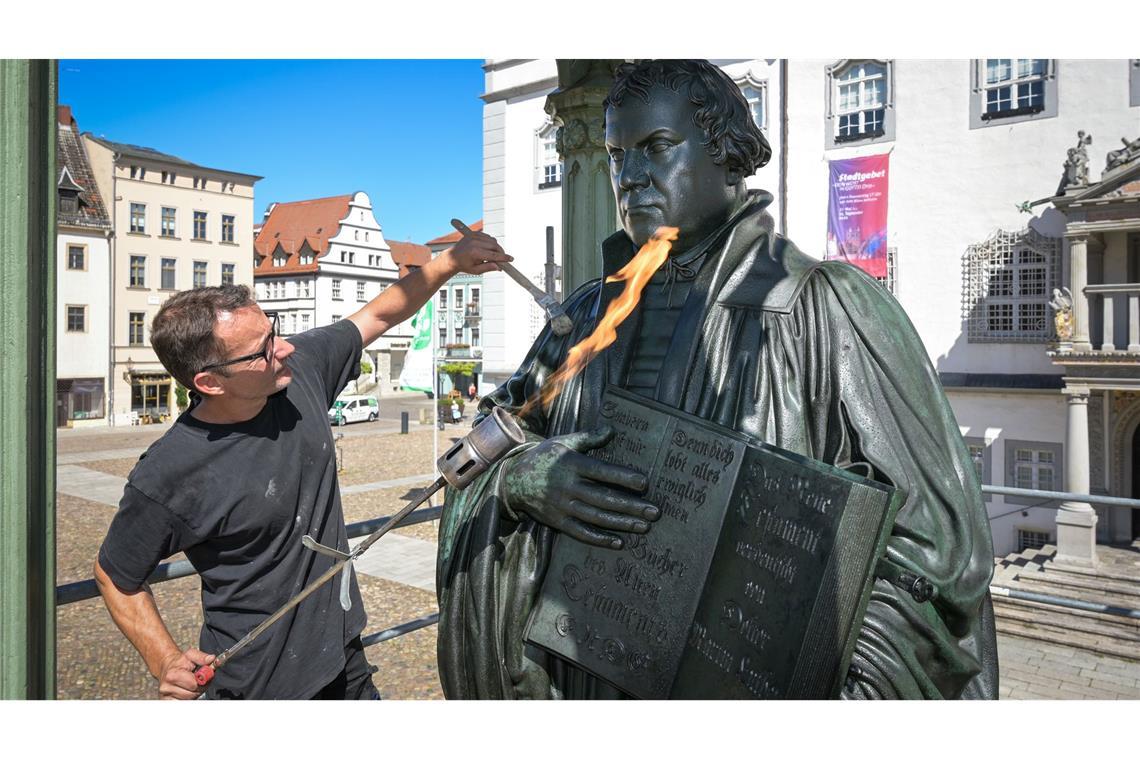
[60,59,485,244]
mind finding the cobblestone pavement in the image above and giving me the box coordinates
[56,424,449,700]
[58,420,1138,701]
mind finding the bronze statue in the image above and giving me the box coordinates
[436,59,997,699]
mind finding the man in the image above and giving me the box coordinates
[95,230,509,699]
[436,60,997,700]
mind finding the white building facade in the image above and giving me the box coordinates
[56,106,112,428]
[254,191,416,390]
[481,58,1140,557]
[83,133,260,425]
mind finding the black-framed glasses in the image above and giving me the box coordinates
[200,312,278,373]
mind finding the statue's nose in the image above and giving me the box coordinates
[618,152,650,192]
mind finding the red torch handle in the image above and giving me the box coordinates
[194,664,215,686]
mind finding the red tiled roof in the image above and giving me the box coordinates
[425,219,482,246]
[57,106,110,230]
[253,195,353,275]
[389,240,431,278]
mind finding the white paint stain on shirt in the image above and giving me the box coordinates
[265,479,278,499]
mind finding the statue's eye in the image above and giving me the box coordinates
[647,140,673,155]
[609,149,625,164]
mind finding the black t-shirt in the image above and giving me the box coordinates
[98,320,367,699]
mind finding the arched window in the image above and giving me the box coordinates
[825,60,895,149]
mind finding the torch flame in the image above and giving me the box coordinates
[519,226,679,418]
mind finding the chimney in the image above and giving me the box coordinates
[57,104,74,127]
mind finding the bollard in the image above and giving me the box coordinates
[400,411,409,434]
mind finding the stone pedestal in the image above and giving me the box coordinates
[545,60,623,294]
[1056,389,1097,565]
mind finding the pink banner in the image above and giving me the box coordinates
[826,153,890,278]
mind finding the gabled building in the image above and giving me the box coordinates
[253,191,415,390]
[56,105,112,428]
[84,132,261,425]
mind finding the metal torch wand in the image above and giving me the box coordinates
[193,406,526,688]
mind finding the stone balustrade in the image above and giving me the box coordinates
[1084,283,1140,354]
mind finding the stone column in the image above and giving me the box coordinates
[1069,235,1093,352]
[546,60,623,294]
[1056,388,1097,565]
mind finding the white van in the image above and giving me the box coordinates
[328,395,379,426]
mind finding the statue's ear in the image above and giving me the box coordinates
[726,164,746,187]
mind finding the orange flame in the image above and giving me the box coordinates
[519,226,679,419]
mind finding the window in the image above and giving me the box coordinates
[300,252,313,265]
[129,165,139,179]
[471,327,480,347]
[161,258,176,290]
[332,279,342,300]
[971,59,1057,128]
[439,289,448,310]
[128,312,145,345]
[365,232,369,242]
[274,252,287,267]
[161,170,176,184]
[349,251,355,264]
[58,378,104,420]
[1017,529,1051,552]
[1003,439,1062,505]
[301,313,310,332]
[129,255,146,287]
[439,326,447,346]
[66,305,86,332]
[355,230,359,241]
[161,207,176,238]
[454,327,464,344]
[536,121,561,190]
[67,245,85,270]
[963,229,1059,343]
[194,176,207,190]
[193,261,207,288]
[193,211,208,241]
[826,60,894,148]
[873,247,898,297]
[964,436,992,501]
[300,279,311,298]
[130,203,146,233]
[734,74,768,133]
[357,281,366,302]
[221,263,235,286]
[470,286,481,314]
[331,314,342,324]
[222,214,235,243]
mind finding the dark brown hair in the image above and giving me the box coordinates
[150,285,257,389]
[604,59,772,176]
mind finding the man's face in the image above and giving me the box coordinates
[606,84,739,252]
[207,305,295,399]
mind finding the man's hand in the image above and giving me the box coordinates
[157,647,215,700]
[501,426,660,548]
[438,228,512,276]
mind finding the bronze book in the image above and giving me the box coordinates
[525,386,902,699]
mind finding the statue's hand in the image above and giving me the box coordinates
[501,426,660,549]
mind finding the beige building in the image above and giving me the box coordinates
[84,135,261,425]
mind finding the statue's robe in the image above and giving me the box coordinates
[436,192,998,700]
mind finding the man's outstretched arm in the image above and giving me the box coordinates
[94,558,214,699]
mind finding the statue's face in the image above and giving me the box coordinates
[605,84,739,251]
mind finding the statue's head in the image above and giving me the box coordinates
[604,59,772,252]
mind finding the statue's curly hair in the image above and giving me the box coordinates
[604,59,772,176]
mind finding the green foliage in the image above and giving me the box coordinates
[438,361,476,376]
[360,359,373,375]
[174,383,189,410]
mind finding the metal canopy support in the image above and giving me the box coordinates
[0,59,57,699]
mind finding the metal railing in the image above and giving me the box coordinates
[57,487,1140,674]
[56,505,445,638]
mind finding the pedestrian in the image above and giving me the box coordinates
[451,399,461,424]
[94,228,509,699]
[468,383,477,401]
